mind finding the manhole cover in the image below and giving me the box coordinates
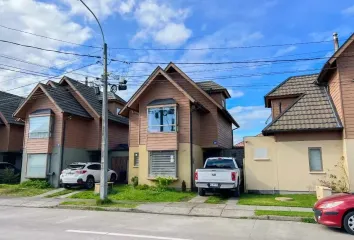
[275,197,293,202]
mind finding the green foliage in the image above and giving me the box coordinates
[96,198,113,205]
[0,168,20,184]
[318,157,350,193]
[135,184,150,190]
[19,179,51,189]
[181,180,186,192]
[155,176,175,190]
[205,195,229,204]
[301,218,316,224]
[238,194,316,208]
[255,210,313,218]
[131,176,139,188]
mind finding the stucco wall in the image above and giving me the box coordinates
[244,136,343,192]
[343,139,354,191]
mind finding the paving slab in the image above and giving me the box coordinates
[224,205,257,210]
[160,206,191,215]
[190,207,222,217]
[58,190,83,199]
[221,209,255,218]
[289,207,313,212]
[167,202,198,208]
[136,203,167,213]
[33,188,65,198]
[256,206,291,211]
[188,196,207,203]
[226,197,239,205]
[194,203,225,209]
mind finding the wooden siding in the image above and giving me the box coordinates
[129,110,139,147]
[271,98,297,119]
[337,42,354,138]
[8,125,24,152]
[138,75,191,146]
[210,93,224,106]
[217,111,232,148]
[146,132,178,151]
[108,101,125,116]
[0,125,9,152]
[64,116,89,149]
[328,71,344,124]
[191,110,201,146]
[108,121,129,149]
[168,72,218,148]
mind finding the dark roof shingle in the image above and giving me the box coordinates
[196,81,230,97]
[263,74,342,134]
[0,91,24,125]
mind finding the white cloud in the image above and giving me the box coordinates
[119,0,136,14]
[228,105,271,130]
[342,5,354,15]
[273,46,297,57]
[154,23,192,46]
[227,89,244,98]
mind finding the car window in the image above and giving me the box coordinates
[68,164,85,170]
[205,159,236,169]
[87,164,101,170]
[0,164,5,170]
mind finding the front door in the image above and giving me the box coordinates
[111,156,128,183]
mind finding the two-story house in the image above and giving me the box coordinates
[0,91,24,169]
[120,63,238,189]
[244,33,354,193]
[13,77,129,187]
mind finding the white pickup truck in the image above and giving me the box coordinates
[195,157,242,197]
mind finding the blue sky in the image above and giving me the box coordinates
[1,0,354,143]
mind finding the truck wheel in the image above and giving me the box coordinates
[198,188,205,196]
[233,185,240,197]
[343,211,354,235]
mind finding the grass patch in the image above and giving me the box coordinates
[205,195,229,204]
[0,184,52,197]
[45,189,74,198]
[255,210,313,218]
[301,218,316,224]
[60,200,137,209]
[238,194,316,208]
[70,185,196,202]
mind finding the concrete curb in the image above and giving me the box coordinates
[55,205,314,223]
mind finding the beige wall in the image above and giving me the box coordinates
[128,143,193,189]
[343,139,354,191]
[245,136,343,192]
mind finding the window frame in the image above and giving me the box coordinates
[28,115,53,139]
[26,154,49,179]
[222,99,226,108]
[147,104,178,133]
[149,151,177,178]
[308,147,323,172]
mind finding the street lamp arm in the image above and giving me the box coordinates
[78,0,105,44]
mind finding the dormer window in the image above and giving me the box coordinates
[148,106,177,132]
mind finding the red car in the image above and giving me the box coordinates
[313,193,354,235]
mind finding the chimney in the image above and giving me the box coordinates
[333,32,339,52]
[85,76,88,86]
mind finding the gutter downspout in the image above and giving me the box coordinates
[190,103,195,191]
[60,116,68,186]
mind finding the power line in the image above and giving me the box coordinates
[0,66,55,78]
[0,24,101,49]
[0,39,101,58]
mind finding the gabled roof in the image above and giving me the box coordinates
[262,74,342,135]
[98,91,126,105]
[62,77,128,125]
[0,91,24,125]
[196,81,231,98]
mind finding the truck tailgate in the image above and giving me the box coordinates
[197,169,233,183]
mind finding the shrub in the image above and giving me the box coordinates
[155,176,175,190]
[19,179,51,189]
[135,184,150,190]
[181,180,186,192]
[96,198,113,205]
[318,157,349,193]
[0,168,20,184]
[131,176,139,188]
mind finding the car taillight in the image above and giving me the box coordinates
[76,170,87,174]
[231,172,237,181]
[194,172,198,181]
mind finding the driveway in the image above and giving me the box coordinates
[0,206,352,240]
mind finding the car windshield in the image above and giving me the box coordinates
[205,159,236,169]
[68,164,85,170]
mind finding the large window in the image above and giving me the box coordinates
[309,148,323,172]
[148,106,176,132]
[26,154,48,178]
[29,116,52,138]
[149,151,176,177]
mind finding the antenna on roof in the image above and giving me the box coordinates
[333,32,339,52]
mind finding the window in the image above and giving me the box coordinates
[148,106,176,132]
[205,158,236,169]
[87,164,101,170]
[134,153,139,167]
[26,154,48,178]
[309,148,323,172]
[254,148,268,160]
[149,151,176,177]
[279,102,282,113]
[222,99,226,108]
[116,107,121,115]
[29,116,52,138]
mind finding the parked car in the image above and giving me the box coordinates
[313,193,354,235]
[0,162,21,183]
[60,162,117,189]
[195,157,242,197]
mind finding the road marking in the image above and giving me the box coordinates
[66,230,193,240]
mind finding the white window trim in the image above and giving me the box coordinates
[308,147,323,172]
[147,105,178,133]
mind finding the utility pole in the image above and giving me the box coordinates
[79,0,108,200]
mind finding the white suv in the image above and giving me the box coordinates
[60,162,117,189]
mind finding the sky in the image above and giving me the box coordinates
[0,0,354,144]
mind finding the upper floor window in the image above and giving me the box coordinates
[222,99,226,108]
[148,106,176,132]
[116,107,121,115]
[29,116,52,138]
[279,102,282,113]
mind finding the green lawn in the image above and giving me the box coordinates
[0,184,52,197]
[238,194,316,208]
[45,189,75,198]
[205,195,229,204]
[70,185,196,202]
[60,200,137,209]
[255,210,314,218]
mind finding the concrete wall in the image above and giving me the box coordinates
[244,136,343,193]
[128,143,193,189]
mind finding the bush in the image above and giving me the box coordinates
[155,176,175,190]
[131,176,138,188]
[318,157,349,193]
[135,184,150,190]
[181,180,186,192]
[96,198,113,205]
[19,179,51,189]
[0,168,20,184]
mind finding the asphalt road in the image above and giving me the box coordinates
[0,206,352,240]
